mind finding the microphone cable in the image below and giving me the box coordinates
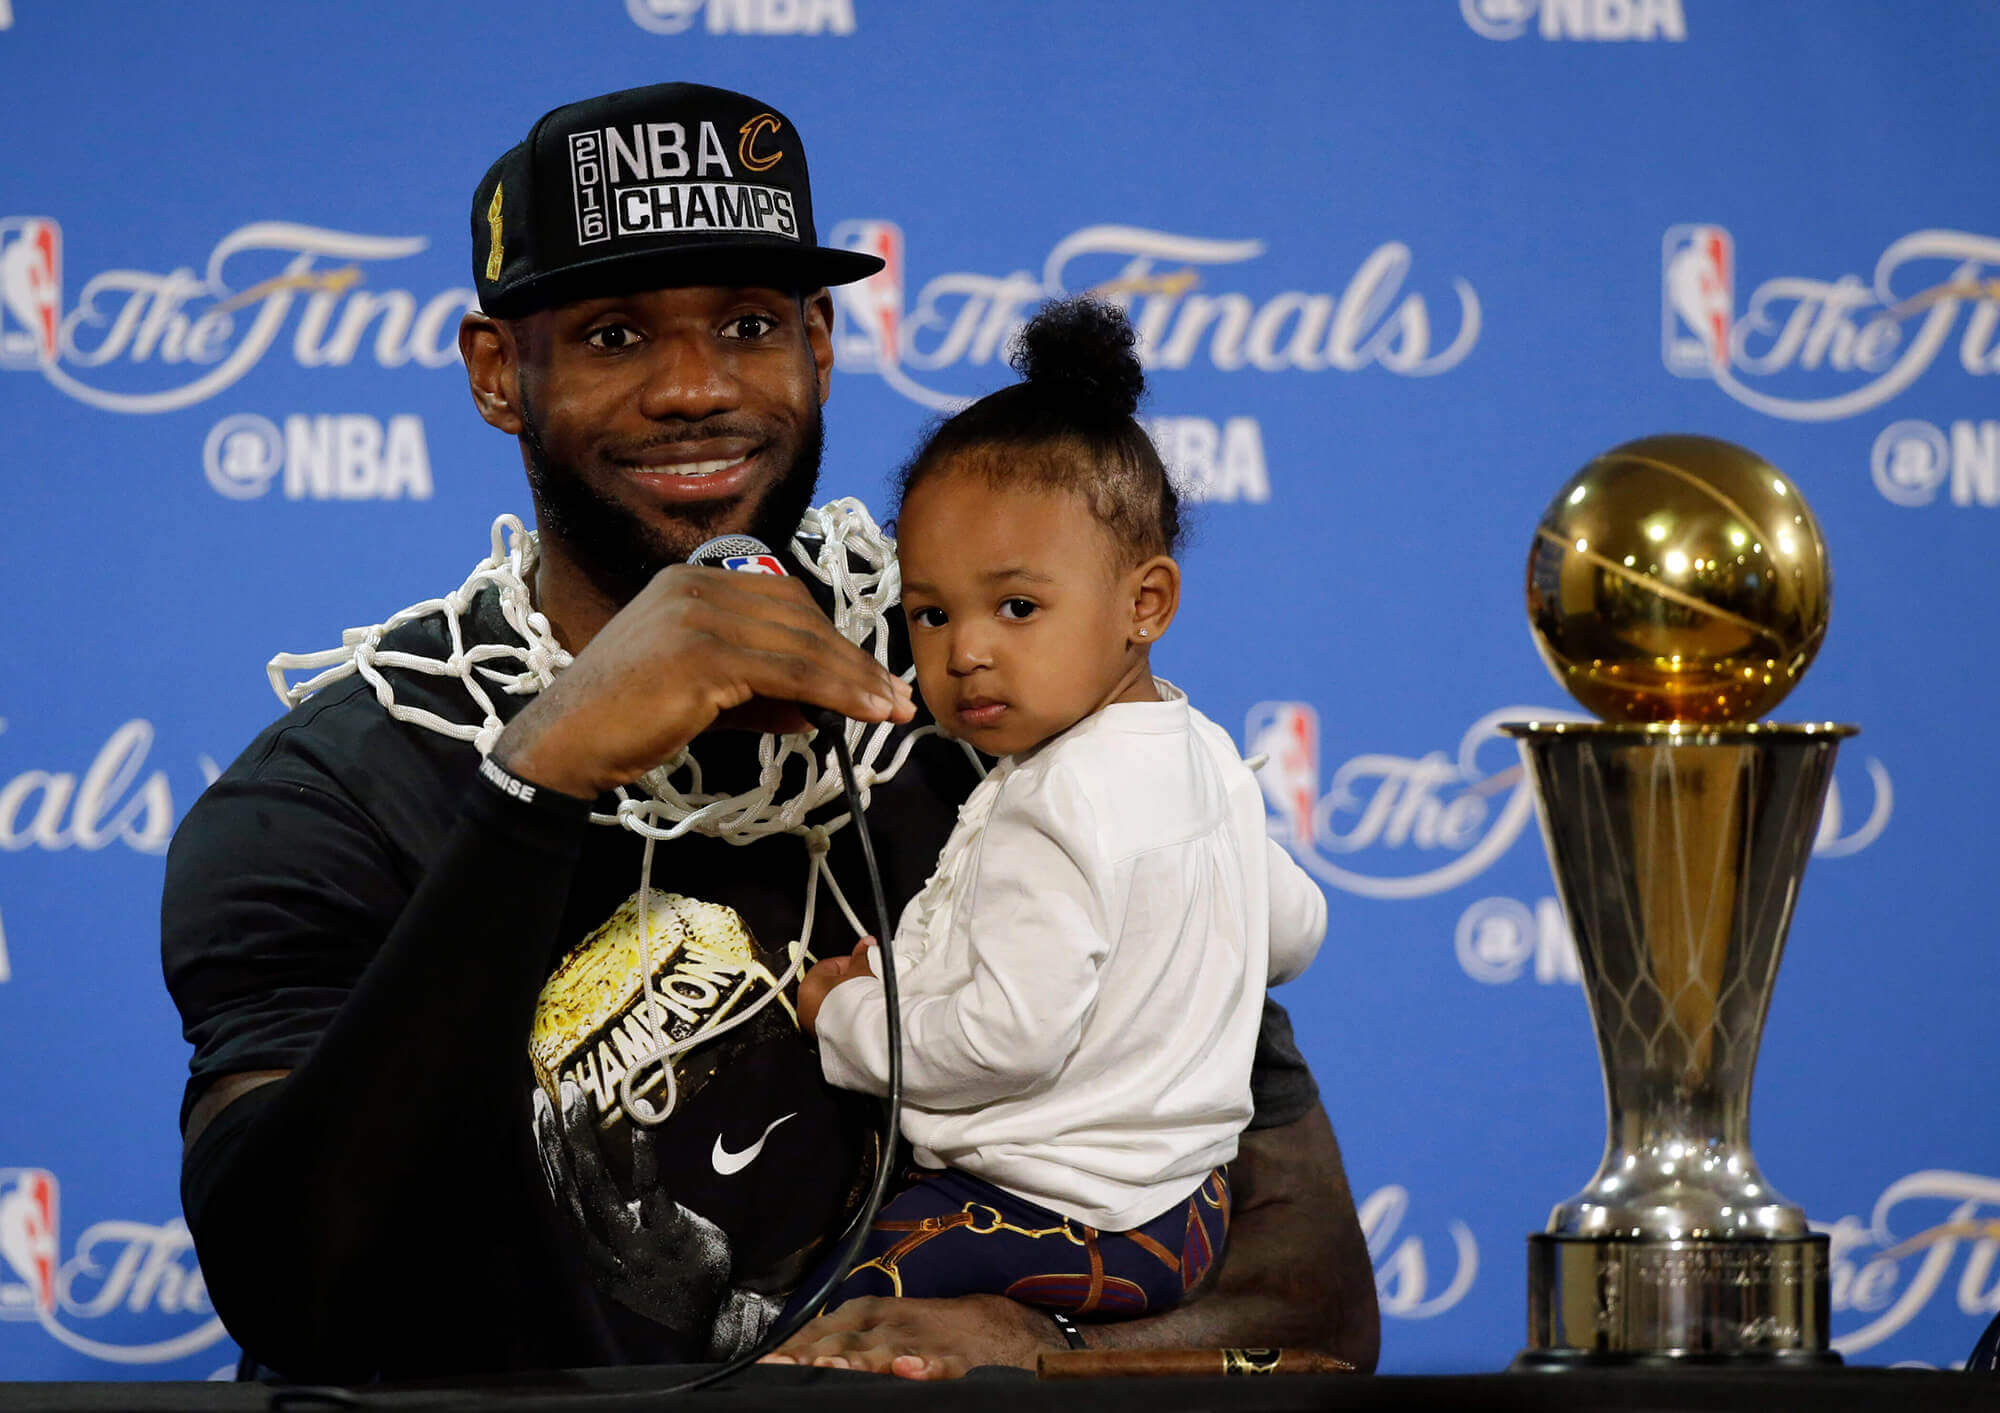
[657,713,903,1395]
[656,533,908,1394]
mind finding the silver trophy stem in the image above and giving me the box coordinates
[1503,722,1852,1366]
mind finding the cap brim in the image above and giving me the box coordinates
[484,240,885,318]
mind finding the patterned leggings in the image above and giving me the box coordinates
[787,1164,1230,1321]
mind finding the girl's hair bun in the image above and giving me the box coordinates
[1009,297,1144,420]
[894,294,1184,563]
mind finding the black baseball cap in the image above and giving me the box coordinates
[472,82,884,317]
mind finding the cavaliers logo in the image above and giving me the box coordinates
[737,113,784,172]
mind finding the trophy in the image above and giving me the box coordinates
[1507,434,1847,1367]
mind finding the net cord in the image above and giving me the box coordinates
[266,502,982,1129]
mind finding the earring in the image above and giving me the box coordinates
[1137,628,1149,639]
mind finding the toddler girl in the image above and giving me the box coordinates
[793,297,1325,1334]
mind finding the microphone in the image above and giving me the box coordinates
[686,533,845,735]
[686,533,792,576]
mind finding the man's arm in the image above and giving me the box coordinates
[765,1101,1380,1378]
[171,767,599,1381]
[172,566,918,1379]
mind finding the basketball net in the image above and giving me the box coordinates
[267,501,980,1128]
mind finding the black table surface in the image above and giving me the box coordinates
[5,1367,2000,1413]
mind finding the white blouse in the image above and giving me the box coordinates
[814,685,1326,1231]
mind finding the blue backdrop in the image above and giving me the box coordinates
[4,0,1997,1380]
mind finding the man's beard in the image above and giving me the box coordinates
[520,399,825,610]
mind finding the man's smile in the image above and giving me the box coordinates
[613,442,764,500]
[634,456,749,478]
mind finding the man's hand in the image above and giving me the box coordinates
[762,1295,1061,1380]
[797,936,875,1035]
[495,566,914,798]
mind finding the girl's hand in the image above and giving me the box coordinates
[797,936,877,1034]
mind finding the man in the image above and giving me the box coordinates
[162,81,1379,1384]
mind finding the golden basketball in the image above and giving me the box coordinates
[1525,434,1831,724]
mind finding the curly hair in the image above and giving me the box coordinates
[893,297,1184,563]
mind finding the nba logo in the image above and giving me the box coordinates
[721,554,786,576]
[827,219,904,372]
[1244,702,1320,851]
[0,1168,59,1318]
[1662,224,1734,377]
[0,217,61,369]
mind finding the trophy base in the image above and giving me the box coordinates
[1520,1232,1836,1366]
[1512,1347,1843,1371]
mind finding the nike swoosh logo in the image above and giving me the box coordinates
[711,1113,797,1176]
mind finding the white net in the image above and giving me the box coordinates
[268,501,982,1128]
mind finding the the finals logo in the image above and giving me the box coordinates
[1821,1170,2000,1357]
[1244,703,1892,900]
[0,218,475,415]
[827,221,1481,413]
[1663,224,2000,422]
[0,1169,228,1367]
